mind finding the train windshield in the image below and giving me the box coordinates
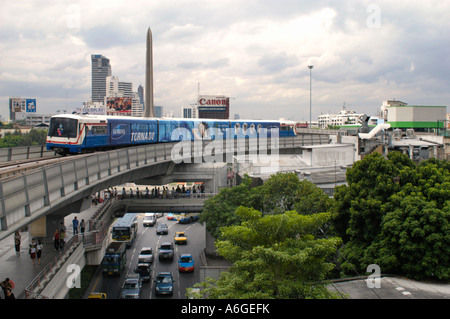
[48,118,78,138]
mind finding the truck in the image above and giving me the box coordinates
[102,242,127,276]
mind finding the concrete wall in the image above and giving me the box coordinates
[40,243,86,299]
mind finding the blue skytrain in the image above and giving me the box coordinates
[46,114,299,155]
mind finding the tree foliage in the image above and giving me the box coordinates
[332,152,450,280]
[200,172,332,238]
[0,129,47,148]
[199,207,342,299]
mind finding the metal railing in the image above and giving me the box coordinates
[1,135,330,238]
[0,145,56,163]
[24,234,81,299]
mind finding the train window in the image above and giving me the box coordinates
[91,125,107,135]
[249,124,256,135]
[48,118,78,138]
[234,123,240,135]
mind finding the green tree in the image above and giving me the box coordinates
[199,175,253,238]
[375,195,450,280]
[332,152,450,280]
[0,129,47,147]
[200,172,332,238]
[198,207,342,299]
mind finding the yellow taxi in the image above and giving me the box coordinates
[174,231,187,244]
[88,292,107,299]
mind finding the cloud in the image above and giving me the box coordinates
[0,0,449,121]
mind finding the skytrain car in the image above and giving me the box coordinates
[47,114,159,155]
[46,114,298,155]
[109,117,158,146]
[47,114,106,155]
[280,120,298,137]
[229,120,281,139]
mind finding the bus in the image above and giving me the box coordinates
[111,213,138,247]
[175,212,200,224]
[102,242,127,276]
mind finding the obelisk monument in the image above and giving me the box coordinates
[145,27,154,117]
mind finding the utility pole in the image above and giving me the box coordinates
[308,65,313,127]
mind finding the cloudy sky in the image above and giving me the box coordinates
[1,0,449,121]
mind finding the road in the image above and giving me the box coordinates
[85,213,205,299]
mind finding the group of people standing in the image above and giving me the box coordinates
[52,217,85,251]
[120,183,206,200]
[13,231,43,266]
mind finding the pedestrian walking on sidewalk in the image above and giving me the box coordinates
[0,278,15,299]
[36,240,43,265]
[80,219,85,235]
[29,239,37,265]
[14,231,21,255]
[72,216,79,235]
[53,229,60,251]
[60,222,66,250]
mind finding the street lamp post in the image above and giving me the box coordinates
[308,65,313,128]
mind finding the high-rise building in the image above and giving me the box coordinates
[106,76,132,98]
[182,104,198,118]
[91,54,112,103]
[138,85,144,106]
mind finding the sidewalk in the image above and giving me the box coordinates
[0,205,99,299]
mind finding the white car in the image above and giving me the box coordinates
[143,213,156,227]
[138,247,154,264]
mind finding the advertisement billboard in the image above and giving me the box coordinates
[106,97,132,115]
[198,95,229,107]
[10,98,26,113]
[81,106,106,115]
[26,99,37,112]
[197,95,230,120]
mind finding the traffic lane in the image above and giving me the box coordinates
[86,214,160,299]
[85,215,205,299]
[172,221,204,299]
[89,225,153,299]
[152,219,204,299]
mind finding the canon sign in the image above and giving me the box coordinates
[198,95,229,107]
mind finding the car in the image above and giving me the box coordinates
[174,231,187,245]
[138,247,153,264]
[120,274,142,299]
[154,272,174,295]
[156,223,168,235]
[178,254,195,273]
[158,242,174,261]
[88,292,107,299]
[134,263,151,282]
[143,213,156,227]
[166,213,174,220]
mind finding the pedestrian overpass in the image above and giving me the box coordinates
[0,134,331,241]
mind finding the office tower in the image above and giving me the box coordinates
[118,81,132,98]
[91,54,112,103]
[138,85,144,106]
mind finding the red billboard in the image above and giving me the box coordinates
[106,97,132,115]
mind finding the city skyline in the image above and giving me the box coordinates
[1,0,449,121]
